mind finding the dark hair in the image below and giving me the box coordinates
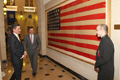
[12,24,20,29]
[99,24,108,34]
[28,27,33,31]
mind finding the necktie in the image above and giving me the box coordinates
[31,34,32,44]
[18,35,21,42]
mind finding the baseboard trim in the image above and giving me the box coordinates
[39,54,47,58]
[39,54,88,80]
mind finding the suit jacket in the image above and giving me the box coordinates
[95,35,114,80]
[24,34,41,56]
[8,34,24,64]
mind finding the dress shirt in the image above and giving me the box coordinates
[29,34,34,44]
[13,33,20,41]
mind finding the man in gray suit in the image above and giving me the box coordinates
[24,27,41,76]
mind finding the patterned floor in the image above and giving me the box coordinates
[2,53,80,80]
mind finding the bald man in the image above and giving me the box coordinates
[95,24,114,80]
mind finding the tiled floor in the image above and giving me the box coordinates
[2,53,80,80]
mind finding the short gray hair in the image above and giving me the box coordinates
[98,24,108,34]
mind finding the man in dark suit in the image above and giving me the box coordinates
[9,24,27,80]
[95,24,114,80]
[24,27,41,76]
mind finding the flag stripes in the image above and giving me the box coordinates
[48,43,96,60]
[61,13,105,23]
[61,25,97,30]
[48,0,106,61]
[48,38,98,50]
[48,33,100,41]
[48,36,99,46]
[61,2,105,16]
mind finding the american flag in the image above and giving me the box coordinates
[48,0,106,61]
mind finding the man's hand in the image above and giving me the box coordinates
[23,52,27,59]
[96,68,99,71]
[94,67,99,72]
[24,52,27,55]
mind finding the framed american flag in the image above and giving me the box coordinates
[46,0,110,65]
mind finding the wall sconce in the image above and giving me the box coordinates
[20,11,23,18]
[20,15,23,18]
[11,0,15,5]
[3,5,7,11]
[4,0,7,5]
[4,11,6,15]
[3,0,7,16]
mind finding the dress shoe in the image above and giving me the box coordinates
[33,73,36,76]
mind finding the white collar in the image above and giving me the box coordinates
[29,34,34,36]
[13,33,21,41]
[13,33,18,37]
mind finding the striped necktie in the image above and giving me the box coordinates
[31,34,33,44]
